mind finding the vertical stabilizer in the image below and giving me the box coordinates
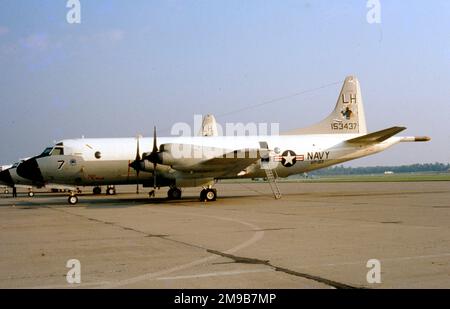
[284,76,367,135]
[199,114,219,136]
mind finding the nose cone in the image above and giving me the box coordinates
[16,158,44,183]
[0,169,14,186]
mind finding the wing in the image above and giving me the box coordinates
[194,148,260,177]
[159,143,260,177]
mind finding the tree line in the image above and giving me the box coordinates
[309,163,450,176]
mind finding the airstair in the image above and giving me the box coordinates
[259,141,282,199]
[263,167,282,199]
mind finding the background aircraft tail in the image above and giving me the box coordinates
[284,75,367,135]
[199,114,219,136]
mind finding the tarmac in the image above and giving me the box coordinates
[0,181,449,289]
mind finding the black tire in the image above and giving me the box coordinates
[204,189,217,202]
[200,189,206,201]
[168,188,182,200]
[93,187,101,195]
[68,195,78,205]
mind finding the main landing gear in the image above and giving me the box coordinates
[106,185,116,195]
[93,185,116,195]
[93,186,102,195]
[200,187,217,202]
[167,187,182,200]
[164,186,217,202]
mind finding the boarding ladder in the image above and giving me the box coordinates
[259,141,282,200]
[264,167,282,199]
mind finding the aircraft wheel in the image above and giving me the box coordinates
[203,188,217,202]
[167,187,182,200]
[28,191,35,197]
[68,195,78,205]
[106,187,116,195]
[200,189,206,201]
[93,186,101,195]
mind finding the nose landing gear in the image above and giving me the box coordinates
[68,193,78,205]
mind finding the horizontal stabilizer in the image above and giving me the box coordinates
[346,126,406,144]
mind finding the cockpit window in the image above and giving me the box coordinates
[41,147,53,156]
[40,146,64,157]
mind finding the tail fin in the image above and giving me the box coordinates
[199,114,219,136]
[284,76,367,135]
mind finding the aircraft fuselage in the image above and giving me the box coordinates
[30,134,402,188]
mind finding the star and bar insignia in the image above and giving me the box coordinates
[274,150,304,167]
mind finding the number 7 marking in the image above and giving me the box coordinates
[57,160,65,170]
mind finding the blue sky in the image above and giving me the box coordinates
[0,0,449,166]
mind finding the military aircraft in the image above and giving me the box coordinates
[16,76,430,205]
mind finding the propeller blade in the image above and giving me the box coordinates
[136,167,140,194]
[128,135,141,194]
[136,135,141,161]
[136,135,140,194]
[153,163,157,190]
[152,126,158,153]
[146,126,162,165]
[129,135,142,171]
[153,127,158,191]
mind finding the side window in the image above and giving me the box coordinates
[51,147,64,156]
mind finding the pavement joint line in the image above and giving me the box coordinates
[206,249,361,289]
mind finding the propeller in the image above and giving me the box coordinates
[146,126,161,191]
[129,135,141,194]
[129,128,162,196]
